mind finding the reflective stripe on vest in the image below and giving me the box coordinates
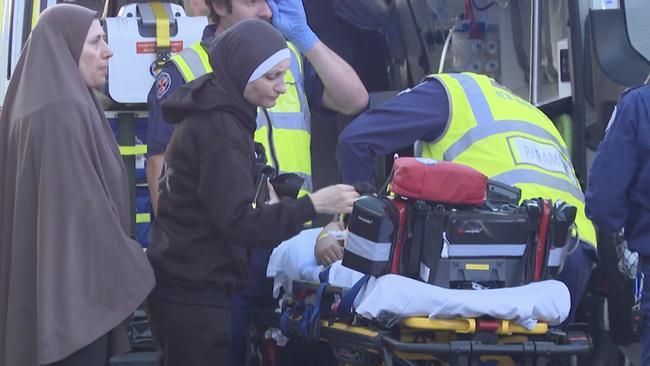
[170,42,211,82]
[440,74,571,161]
[168,41,312,195]
[417,73,596,246]
[136,213,151,224]
[119,145,148,156]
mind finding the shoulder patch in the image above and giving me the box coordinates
[156,72,172,99]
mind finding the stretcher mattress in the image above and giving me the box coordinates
[267,229,570,329]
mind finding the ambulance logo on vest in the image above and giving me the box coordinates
[156,72,171,99]
[507,136,577,185]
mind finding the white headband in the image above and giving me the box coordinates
[248,48,290,83]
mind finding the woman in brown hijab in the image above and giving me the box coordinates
[0,4,155,366]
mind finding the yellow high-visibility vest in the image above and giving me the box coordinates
[417,73,596,247]
[169,41,312,197]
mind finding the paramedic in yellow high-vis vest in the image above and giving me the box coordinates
[147,0,368,214]
[145,1,368,365]
[337,72,598,325]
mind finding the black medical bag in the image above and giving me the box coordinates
[341,157,577,288]
[404,202,536,289]
[342,196,399,276]
[342,195,541,289]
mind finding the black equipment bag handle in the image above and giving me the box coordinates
[402,202,423,278]
[514,199,543,284]
[403,201,438,279]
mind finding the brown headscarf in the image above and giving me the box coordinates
[0,4,154,365]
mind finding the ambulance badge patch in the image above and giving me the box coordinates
[156,72,171,99]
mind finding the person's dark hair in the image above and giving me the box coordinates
[204,0,232,25]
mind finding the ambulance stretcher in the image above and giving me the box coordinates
[257,229,592,366]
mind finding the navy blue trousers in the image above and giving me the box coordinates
[641,262,650,366]
[558,241,598,326]
[230,247,276,366]
[49,333,109,366]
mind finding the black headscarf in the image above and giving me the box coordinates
[162,19,289,134]
[209,19,289,96]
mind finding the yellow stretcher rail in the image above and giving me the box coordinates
[318,317,547,337]
[313,317,551,365]
[402,317,476,333]
[497,320,548,335]
[320,320,381,338]
[401,317,548,335]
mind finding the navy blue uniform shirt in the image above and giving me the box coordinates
[146,25,323,157]
[146,63,185,156]
[146,25,216,157]
[336,78,449,184]
[586,85,650,255]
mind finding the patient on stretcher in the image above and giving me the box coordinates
[266,228,571,330]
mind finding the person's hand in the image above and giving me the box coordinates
[308,184,359,214]
[267,0,318,52]
[314,220,346,265]
[315,231,344,266]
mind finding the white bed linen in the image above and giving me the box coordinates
[355,275,569,328]
[267,229,570,329]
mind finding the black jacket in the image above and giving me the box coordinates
[147,74,315,294]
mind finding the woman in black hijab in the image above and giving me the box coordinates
[146,19,358,365]
[0,4,155,366]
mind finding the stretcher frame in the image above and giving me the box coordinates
[256,280,592,366]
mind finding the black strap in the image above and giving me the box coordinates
[424,209,443,283]
[399,204,415,275]
[405,201,432,279]
[405,202,425,278]
[518,199,543,283]
[514,230,535,284]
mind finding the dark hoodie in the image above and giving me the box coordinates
[147,20,315,295]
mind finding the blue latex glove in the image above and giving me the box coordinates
[267,0,319,52]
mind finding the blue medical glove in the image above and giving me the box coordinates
[267,0,319,52]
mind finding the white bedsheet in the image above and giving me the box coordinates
[267,229,570,329]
